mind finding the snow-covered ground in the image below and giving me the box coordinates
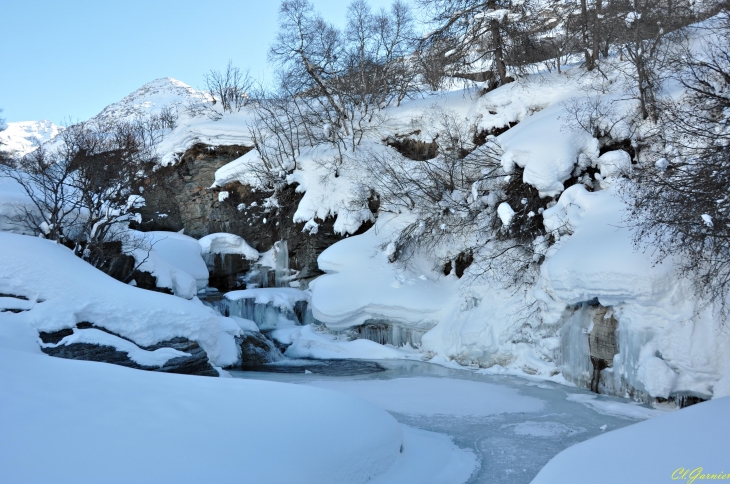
[0,232,477,484]
[0,318,445,484]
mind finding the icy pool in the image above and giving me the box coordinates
[230,359,669,484]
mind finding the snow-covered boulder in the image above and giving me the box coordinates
[0,231,241,367]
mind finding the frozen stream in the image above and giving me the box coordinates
[230,359,669,484]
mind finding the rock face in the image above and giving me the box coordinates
[588,306,619,393]
[39,326,219,377]
[137,143,374,289]
[235,332,285,368]
[202,253,253,292]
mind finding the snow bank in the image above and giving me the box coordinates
[199,232,259,260]
[541,184,730,399]
[311,214,456,330]
[499,102,599,197]
[136,231,209,294]
[0,231,240,366]
[0,319,405,484]
[369,426,477,484]
[531,397,730,484]
[542,184,675,304]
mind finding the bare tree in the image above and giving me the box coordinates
[416,0,550,88]
[0,143,83,242]
[268,0,419,153]
[204,61,253,113]
[0,116,158,275]
[64,118,157,266]
[360,108,555,288]
[625,16,730,310]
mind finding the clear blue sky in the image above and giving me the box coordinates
[0,0,408,124]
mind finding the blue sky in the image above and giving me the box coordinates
[1,0,406,124]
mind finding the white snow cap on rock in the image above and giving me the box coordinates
[497,202,515,226]
[199,233,259,260]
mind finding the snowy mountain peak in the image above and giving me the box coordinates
[0,120,63,157]
[94,77,209,122]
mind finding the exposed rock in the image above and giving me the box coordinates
[235,332,284,368]
[589,306,619,393]
[136,143,374,289]
[39,326,218,377]
[385,134,439,161]
[203,253,253,292]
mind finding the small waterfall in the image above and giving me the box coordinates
[242,267,272,289]
[274,240,290,288]
[203,289,321,331]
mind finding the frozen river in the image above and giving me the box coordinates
[230,359,668,484]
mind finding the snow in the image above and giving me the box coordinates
[198,232,259,260]
[0,231,241,366]
[3,17,727,415]
[541,184,674,304]
[311,214,456,331]
[531,397,730,484]
[0,271,476,484]
[0,120,62,156]
[142,231,209,293]
[540,184,730,399]
[498,102,599,197]
[0,320,408,484]
[596,149,631,180]
[497,201,516,225]
[127,231,201,299]
[369,426,477,484]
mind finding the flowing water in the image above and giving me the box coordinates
[230,359,665,484]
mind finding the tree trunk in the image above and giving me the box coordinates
[490,18,508,84]
[581,0,595,70]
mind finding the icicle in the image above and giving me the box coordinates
[354,321,426,348]
[273,240,290,288]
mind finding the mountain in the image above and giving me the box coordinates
[0,120,63,157]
